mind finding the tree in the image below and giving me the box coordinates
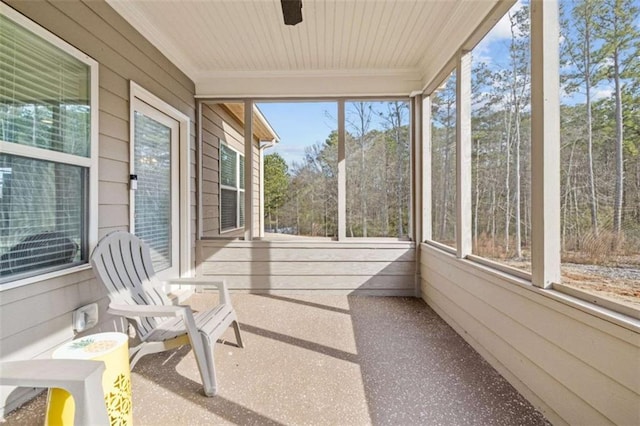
[431,73,457,243]
[263,153,289,231]
[379,101,410,237]
[506,5,531,258]
[346,102,374,237]
[561,0,602,236]
[594,0,640,242]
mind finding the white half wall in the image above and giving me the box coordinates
[196,240,416,296]
[420,243,640,426]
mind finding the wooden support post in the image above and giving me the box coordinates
[196,101,203,239]
[531,0,561,288]
[422,95,432,243]
[338,100,346,241]
[244,100,254,241]
[412,94,423,297]
[456,51,472,258]
[412,94,422,244]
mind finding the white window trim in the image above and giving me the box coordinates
[219,143,245,233]
[129,82,191,277]
[0,4,99,289]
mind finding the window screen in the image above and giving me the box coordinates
[220,144,245,232]
[133,112,172,272]
[0,155,85,279]
[220,144,237,187]
[239,155,245,190]
[0,14,91,157]
[221,188,237,231]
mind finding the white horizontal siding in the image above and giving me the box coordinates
[420,243,640,426]
[196,240,416,295]
[201,103,262,238]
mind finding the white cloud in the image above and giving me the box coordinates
[274,145,308,166]
[482,0,526,44]
[592,87,613,101]
[472,0,527,66]
[473,51,494,66]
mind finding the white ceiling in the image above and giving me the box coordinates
[107,0,503,97]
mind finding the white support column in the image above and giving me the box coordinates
[244,100,254,241]
[412,94,422,243]
[259,146,265,238]
[338,100,346,241]
[456,51,472,258]
[196,101,203,239]
[412,94,423,297]
[531,0,561,288]
[422,95,432,242]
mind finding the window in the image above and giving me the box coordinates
[430,71,457,248]
[220,144,245,232]
[0,7,97,284]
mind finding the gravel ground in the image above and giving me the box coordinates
[564,263,640,281]
[498,255,639,308]
[561,262,640,308]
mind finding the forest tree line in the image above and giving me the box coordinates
[431,0,639,266]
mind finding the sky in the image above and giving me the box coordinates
[257,101,404,167]
[257,102,336,167]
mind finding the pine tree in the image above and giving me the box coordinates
[562,0,602,236]
[594,0,640,244]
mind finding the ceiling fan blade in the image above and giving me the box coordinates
[281,0,303,26]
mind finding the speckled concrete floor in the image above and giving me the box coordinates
[3,294,549,426]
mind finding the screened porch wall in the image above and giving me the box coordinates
[0,0,196,416]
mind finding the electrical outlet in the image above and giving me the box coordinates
[72,303,99,333]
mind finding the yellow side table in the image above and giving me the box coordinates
[46,332,132,426]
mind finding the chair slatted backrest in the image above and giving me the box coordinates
[90,231,172,340]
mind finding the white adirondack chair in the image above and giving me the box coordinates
[90,231,243,397]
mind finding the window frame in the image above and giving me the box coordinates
[427,69,459,250]
[0,4,99,290]
[219,143,245,233]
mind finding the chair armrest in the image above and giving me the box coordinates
[165,278,231,306]
[108,303,190,319]
[0,359,105,387]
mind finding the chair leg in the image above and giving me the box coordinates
[190,331,217,397]
[232,320,244,348]
[129,344,154,369]
[128,345,144,369]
